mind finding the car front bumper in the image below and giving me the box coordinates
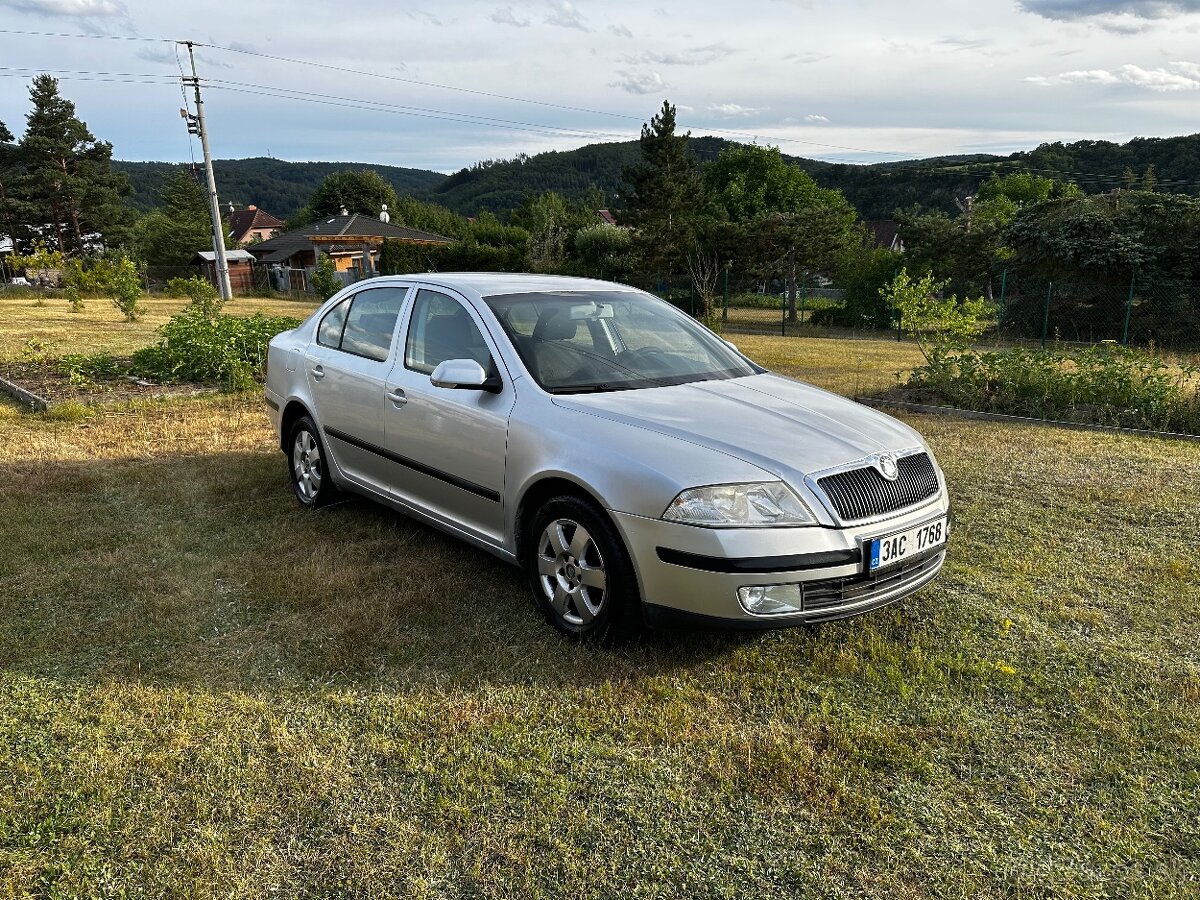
[611,495,950,628]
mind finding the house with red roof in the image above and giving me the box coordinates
[227,204,285,246]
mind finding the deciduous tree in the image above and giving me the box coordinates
[296,169,399,225]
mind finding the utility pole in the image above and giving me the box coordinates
[181,41,232,301]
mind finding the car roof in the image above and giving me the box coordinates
[387,272,642,298]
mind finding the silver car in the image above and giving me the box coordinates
[265,274,949,640]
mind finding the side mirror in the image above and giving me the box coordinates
[430,359,501,392]
[723,338,740,354]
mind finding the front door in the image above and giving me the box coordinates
[383,287,515,546]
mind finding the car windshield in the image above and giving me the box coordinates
[483,290,762,394]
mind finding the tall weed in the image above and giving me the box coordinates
[906,343,1200,433]
[132,309,300,391]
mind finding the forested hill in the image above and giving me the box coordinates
[115,132,1200,222]
[113,158,447,218]
[427,133,1200,219]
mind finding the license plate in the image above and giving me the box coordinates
[868,516,947,572]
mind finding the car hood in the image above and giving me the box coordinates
[552,373,923,482]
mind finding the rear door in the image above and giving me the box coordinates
[382,287,516,545]
[304,285,410,495]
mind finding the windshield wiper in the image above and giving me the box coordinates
[552,383,626,394]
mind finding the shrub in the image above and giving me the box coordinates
[166,275,223,317]
[883,269,994,363]
[131,308,301,391]
[107,257,145,322]
[61,255,145,321]
[63,285,84,312]
[905,343,1200,434]
[310,255,341,301]
[59,352,125,386]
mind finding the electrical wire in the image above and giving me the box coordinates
[205,83,640,141]
[3,28,1198,186]
[0,65,178,79]
[206,79,635,140]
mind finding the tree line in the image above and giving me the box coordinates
[2,76,1197,346]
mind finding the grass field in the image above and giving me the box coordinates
[0,292,316,359]
[1,300,1198,898]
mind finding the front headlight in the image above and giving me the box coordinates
[662,482,816,527]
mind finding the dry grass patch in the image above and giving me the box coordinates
[0,292,318,359]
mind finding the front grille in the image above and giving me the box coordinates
[802,551,944,614]
[817,452,939,522]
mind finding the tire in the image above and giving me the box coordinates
[287,415,339,508]
[526,495,642,643]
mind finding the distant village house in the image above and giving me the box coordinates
[227,204,284,246]
[245,211,451,292]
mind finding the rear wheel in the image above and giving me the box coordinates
[526,495,641,643]
[288,415,339,508]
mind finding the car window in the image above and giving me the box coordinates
[484,290,760,393]
[316,298,349,349]
[405,289,495,375]
[340,287,408,362]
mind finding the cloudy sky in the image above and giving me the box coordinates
[0,0,1198,173]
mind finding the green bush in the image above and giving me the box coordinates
[131,308,301,391]
[906,343,1200,434]
[166,275,223,318]
[310,255,341,301]
[59,352,125,386]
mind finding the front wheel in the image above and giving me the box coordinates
[288,415,339,508]
[526,496,641,643]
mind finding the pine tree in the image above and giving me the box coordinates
[134,169,213,266]
[0,120,18,254]
[16,75,131,255]
[618,101,704,294]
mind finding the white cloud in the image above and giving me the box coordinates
[0,0,125,14]
[1026,62,1200,90]
[544,0,589,31]
[490,6,530,27]
[783,51,829,63]
[609,70,668,94]
[1118,63,1200,89]
[622,43,735,66]
[804,114,831,124]
[608,23,633,37]
[706,103,769,117]
[935,36,993,51]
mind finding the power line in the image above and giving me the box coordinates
[0,28,171,43]
[0,28,902,157]
[194,39,900,157]
[0,72,176,85]
[0,66,178,79]
[207,79,636,140]
[205,83,639,142]
[3,28,1198,186]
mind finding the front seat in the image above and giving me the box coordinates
[530,309,584,386]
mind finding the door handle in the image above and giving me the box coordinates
[387,388,408,407]
[310,365,325,380]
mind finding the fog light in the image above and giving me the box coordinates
[737,583,803,616]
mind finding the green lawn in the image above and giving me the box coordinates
[0,317,1198,897]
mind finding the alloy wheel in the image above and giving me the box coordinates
[292,429,323,502]
[536,518,608,626]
